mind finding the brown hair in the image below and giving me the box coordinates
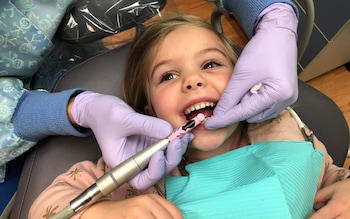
[122,13,239,114]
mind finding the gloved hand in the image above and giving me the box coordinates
[205,3,298,129]
[72,91,192,190]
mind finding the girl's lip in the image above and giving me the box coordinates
[194,122,206,131]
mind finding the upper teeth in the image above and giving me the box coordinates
[185,102,215,115]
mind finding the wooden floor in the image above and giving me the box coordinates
[169,0,350,168]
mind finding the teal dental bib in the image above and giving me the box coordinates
[166,141,324,219]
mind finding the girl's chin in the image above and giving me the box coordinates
[188,138,225,152]
[189,125,239,153]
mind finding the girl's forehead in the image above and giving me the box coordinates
[146,25,231,71]
[158,26,225,52]
[167,25,216,39]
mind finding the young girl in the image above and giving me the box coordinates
[29,14,350,219]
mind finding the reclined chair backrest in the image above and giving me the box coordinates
[10,1,350,215]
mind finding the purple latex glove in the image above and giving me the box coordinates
[72,91,192,190]
[206,3,298,128]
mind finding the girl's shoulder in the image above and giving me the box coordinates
[247,108,309,144]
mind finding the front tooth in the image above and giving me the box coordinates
[185,102,216,115]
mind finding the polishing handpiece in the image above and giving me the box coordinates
[50,113,205,219]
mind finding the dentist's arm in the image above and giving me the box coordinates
[206,2,298,128]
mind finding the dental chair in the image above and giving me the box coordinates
[8,1,350,218]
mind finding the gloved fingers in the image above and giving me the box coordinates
[213,81,255,117]
[164,133,193,173]
[101,134,158,168]
[238,83,296,122]
[206,80,298,129]
[128,133,193,190]
[204,87,265,129]
[206,98,269,129]
[126,114,174,139]
[75,92,173,139]
[213,60,261,117]
[206,77,260,130]
[237,88,276,123]
[205,85,274,129]
[129,151,166,191]
[100,138,134,168]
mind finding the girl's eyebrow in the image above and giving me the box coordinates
[199,47,228,57]
[151,59,172,78]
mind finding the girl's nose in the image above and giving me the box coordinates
[186,82,203,90]
[184,74,206,91]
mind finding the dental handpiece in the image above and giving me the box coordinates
[50,113,205,219]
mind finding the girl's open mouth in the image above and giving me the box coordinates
[185,101,215,121]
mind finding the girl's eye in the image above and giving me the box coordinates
[160,72,177,83]
[203,61,220,69]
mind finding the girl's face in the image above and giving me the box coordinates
[148,25,239,160]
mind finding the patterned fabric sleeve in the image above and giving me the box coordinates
[0,0,75,79]
[0,78,90,182]
[29,158,110,219]
[0,78,32,182]
[295,124,350,187]
[29,157,160,218]
[0,0,80,182]
[313,138,350,188]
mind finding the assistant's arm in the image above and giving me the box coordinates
[216,0,298,38]
[0,1,87,182]
[0,78,91,178]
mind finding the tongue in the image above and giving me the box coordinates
[189,108,212,120]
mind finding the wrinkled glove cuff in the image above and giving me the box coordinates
[218,0,298,38]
